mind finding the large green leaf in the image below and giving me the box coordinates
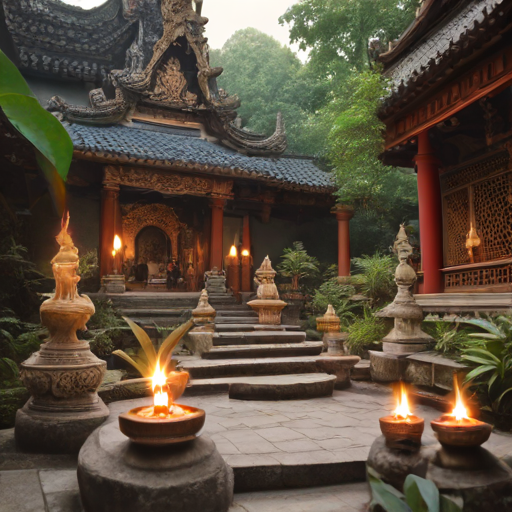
[158,318,194,370]
[461,354,497,366]
[112,349,151,377]
[0,50,35,97]
[404,475,439,512]
[35,151,66,216]
[440,495,463,512]
[368,468,411,512]
[464,348,501,363]
[0,93,73,182]
[459,319,503,337]
[464,365,496,382]
[123,317,157,370]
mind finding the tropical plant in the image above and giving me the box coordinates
[0,50,73,213]
[460,316,512,414]
[90,333,115,358]
[78,249,99,280]
[87,299,124,330]
[351,252,396,307]
[113,317,194,377]
[346,307,387,356]
[277,241,320,291]
[368,467,462,512]
[311,278,357,326]
[423,321,479,356]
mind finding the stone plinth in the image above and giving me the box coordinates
[325,332,348,356]
[369,350,408,383]
[78,420,234,512]
[205,267,226,294]
[316,355,360,389]
[102,274,126,293]
[187,290,216,355]
[247,299,287,325]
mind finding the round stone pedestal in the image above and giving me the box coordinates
[78,420,234,512]
[15,398,109,454]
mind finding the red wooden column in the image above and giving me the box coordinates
[241,214,252,291]
[209,198,226,270]
[100,182,120,277]
[332,204,354,278]
[414,130,444,294]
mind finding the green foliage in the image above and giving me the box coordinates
[78,249,99,280]
[460,316,512,414]
[351,252,396,307]
[211,28,329,155]
[277,241,319,290]
[0,318,41,364]
[423,321,479,355]
[87,300,124,330]
[0,357,20,389]
[368,467,462,512]
[113,318,194,377]
[90,333,115,357]
[280,0,417,78]
[346,308,386,356]
[311,278,357,326]
[0,49,73,214]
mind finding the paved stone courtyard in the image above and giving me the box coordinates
[2,382,512,511]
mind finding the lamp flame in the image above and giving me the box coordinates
[450,376,469,422]
[393,382,412,420]
[229,245,237,257]
[113,235,122,251]
[241,249,249,257]
[152,361,169,410]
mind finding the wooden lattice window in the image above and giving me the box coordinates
[473,173,512,261]
[444,188,470,266]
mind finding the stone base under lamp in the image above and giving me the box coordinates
[78,399,234,512]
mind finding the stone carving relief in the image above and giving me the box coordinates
[122,203,184,260]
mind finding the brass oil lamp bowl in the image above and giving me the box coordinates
[379,382,424,449]
[431,377,491,448]
[119,363,205,446]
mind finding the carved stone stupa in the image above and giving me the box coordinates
[376,225,433,355]
[187,289,217,355]
[15,215,109,453]
[248,256,287,325]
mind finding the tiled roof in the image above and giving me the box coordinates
[66,122,334,192]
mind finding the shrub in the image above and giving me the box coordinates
[351,252,396,307]
[90,332,115,357]
[87,300,124,330]
[346,308,387,356]
[423,321,478,355]
[311,278,358,327]
[277,241,319,290]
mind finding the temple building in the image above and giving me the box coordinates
[378,0,512,312]
[0,0,348,291]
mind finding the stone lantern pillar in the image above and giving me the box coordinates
[247,257,287,325]
[370,225,433,382]
[15,215,109,453]
[331,204,354,279]
[187,290,217,355]
[316,305,347,355]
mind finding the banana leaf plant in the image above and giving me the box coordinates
[460,316,512,413]
[0,49,73,214]
[368,467,462,512]
[113,317,194,377]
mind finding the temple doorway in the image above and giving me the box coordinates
[135,226,171,280]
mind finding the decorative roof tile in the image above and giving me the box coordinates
[66,123,334,192]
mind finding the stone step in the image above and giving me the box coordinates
[216,310,257,317]
[202,342,323,359]
[228,373,336,401]
[214,317,257,324]
[215,324,301,332]
[351,359,371,381]
[120,308,188,317]
[181,355,360,385]
[213,331,307,346]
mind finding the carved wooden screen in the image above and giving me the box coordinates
[444,188,470,266]
[473,172,512,261]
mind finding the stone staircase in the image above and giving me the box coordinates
[180,292,358,400]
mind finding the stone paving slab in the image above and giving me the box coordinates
[229,482,369,512]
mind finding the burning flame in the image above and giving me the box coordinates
[393,382,412,420]
[229,245,237,257]
[450,377,469,422]
[241,249,249,257]
[113,235,122,251]
[152,361,169,410]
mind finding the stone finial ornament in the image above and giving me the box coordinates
[316,305,341,333]
[248,256,287,325]
[376,224,432,355]
[15,215,109,453]
[192,289,216,326]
